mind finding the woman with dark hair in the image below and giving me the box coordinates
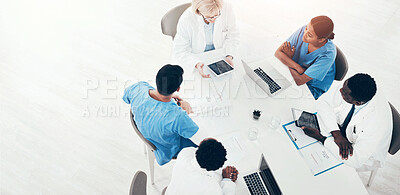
[275,16,337,99]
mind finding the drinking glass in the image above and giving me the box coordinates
[248,127,259,141]
[269,116,281,129]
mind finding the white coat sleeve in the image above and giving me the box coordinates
[223,4,240,57]
[172,14,201,73]
[220,179,236,195]
[211,169,236,195]
[324,111,384,169]
[201,180,234,195]
[316,83,342,136]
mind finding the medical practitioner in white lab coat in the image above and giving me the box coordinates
[166,138,238,195]
[301,73,392,171]
[172,0,240,78]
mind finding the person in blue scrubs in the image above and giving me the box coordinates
[123,65,199,165]
[275,16,337,99]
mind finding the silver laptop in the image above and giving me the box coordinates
[242,60,291,96]
[243,154,282,195]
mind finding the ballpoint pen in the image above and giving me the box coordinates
[174,98,181,106]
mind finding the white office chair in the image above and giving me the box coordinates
[367,102,400,186]
[161,3,191,39]
[130,110,157,185]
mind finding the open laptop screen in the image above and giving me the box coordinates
[259,155,282,195]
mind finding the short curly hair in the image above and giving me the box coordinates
[195,139,227,171]
[347,73,377,102]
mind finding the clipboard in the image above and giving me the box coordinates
[282,113,343,176]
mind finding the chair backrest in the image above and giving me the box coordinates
[389,102,400,155]
[334,46,348,81]
[130,110,156,151]
[161,186,168,195]
[161,3,191,39]
[130,171,147,195]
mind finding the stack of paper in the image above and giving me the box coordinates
[282,121,343,176]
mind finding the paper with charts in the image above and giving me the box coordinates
[282,121,343,176]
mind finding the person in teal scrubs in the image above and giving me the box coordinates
[275,16,337,99]
[123,65,199,165]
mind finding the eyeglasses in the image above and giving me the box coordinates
[202,11,221,21]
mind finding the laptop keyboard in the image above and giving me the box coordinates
[244,173,268,195]
[254,68,281,94]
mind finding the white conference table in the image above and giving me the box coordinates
[178,49,368,195]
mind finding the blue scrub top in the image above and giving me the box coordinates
[123,81,199,165]
[287,25,336,99]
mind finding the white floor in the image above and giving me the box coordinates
[1,0,399,194]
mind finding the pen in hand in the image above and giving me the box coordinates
[174,98,181,106]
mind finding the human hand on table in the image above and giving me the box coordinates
[224,55,234,66]
[222,166,239,182]
[195,62,211,78]
[301,126,326,143]
[331,130,353,160]
[281,41,296,59]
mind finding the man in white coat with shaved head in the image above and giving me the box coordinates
[301,73,392,171]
